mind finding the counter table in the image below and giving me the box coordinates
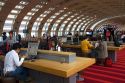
[20,48,95,83]
[62,44,125,63]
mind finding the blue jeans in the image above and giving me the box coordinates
[89,49,98,58]
[8,67,28,81]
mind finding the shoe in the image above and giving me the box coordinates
[78,77,84,81]
[76,74,84,81]
[19,78,32,83]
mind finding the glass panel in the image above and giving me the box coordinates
[59,17,64,20]
[0,1,5,11]
[23,16,30,19]
[73,19,77,21]
[20,1,29,5]
[59,10,64,12]
[19,3,43,33]
[11,10,19,13]
[76,22,79,25]
[21,21,27,24]
[7,14,16,18]
[47,19,53,22]
[27,12,32,15]
[70,22,73,24]
[64,21,68,24]
[34,8,54,34]
[0,2,5,6]
[3,0,29,31]
[5,20,13,24]
[56,20,61,23]
[71,25,77,31]
[36,5,43,8]
[67,18,71,20]
[58,32,62,36]
[59,24,65,31]
[49,8,55,10]
[15,5,24,9]
[55,13,60,15]
[50,16,56,19]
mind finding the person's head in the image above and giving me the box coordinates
[2,32,6,36]
[12,43,21,53]
[83,36,89,40]
[9,31,13,38]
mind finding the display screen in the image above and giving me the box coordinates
[86,32,92,35]
[0,36,3,42]
[73,37,79,43]
[67,37,72,41]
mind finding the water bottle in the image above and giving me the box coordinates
[56,44,58,51]
[58,45,61,51]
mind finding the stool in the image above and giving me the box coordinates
[1,76,19,83]
[0,76,2,83]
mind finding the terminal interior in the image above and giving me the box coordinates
[0,0,125,83]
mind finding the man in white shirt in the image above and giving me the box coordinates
[4,43,28,81]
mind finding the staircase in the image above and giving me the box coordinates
[77,49,125,83]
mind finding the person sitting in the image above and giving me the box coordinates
[81,36,94,57]
[95,38,108,65]
[3,43,28,82]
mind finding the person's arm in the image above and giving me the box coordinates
[88,41,93,49]
[95,42,99,48]
[13,53,24,67]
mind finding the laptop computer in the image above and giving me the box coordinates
[19,42,39,60]
[27,42,39,59]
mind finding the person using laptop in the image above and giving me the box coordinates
[81,36,94,57]
[3,43,28,82]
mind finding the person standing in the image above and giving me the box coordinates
[2,32,7,41]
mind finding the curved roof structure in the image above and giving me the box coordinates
[0,0,125,37]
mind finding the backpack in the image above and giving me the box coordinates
[104,57,112,67]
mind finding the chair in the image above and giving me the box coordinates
[1,76,18,83]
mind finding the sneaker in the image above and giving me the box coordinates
[78,77,84,81]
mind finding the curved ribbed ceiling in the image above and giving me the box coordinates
[0,0,125,37]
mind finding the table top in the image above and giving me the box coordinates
[107,46,124,51]
[21,48,76,56]
[23,57,95,78]
[62,44,125,51]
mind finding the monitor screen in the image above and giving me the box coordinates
[27,42,39,56]
[86,32,92,35]
[73,37,79,44]
[0,36,3,42]
[61,37,67,42]
[79,36,84,41]
[67,37,72,41]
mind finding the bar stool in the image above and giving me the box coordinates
[1,76,18,83]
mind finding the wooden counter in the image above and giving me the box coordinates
[1,49,95,83]
[107,46,124,51]
[62,44,81,49]
[62,44,125,51]
[62,44,125,63]
[21,48,75,56]
[23,57,95,78]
